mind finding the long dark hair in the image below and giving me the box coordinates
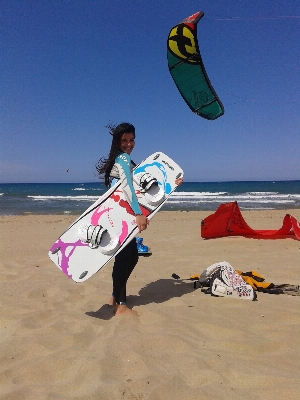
[96,122,135,187]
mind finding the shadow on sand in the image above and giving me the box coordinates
[85,278,195,321]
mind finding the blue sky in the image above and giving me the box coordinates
[1,0,300,183]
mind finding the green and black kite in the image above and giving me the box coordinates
[167,11,224,120]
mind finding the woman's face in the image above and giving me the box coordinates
[118,132,135,155]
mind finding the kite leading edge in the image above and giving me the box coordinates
[167,11,224,120]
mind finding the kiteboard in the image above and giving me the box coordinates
[48,152,183,282]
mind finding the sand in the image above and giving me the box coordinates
[0,210,300,400]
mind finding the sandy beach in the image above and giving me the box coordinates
[1,209,300,400]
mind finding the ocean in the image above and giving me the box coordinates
[0,181,300,216]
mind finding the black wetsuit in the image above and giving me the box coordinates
[112,238,139,304]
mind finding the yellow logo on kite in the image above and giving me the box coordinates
[168,25,198,63]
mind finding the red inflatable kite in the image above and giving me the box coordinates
[201,202,300,240]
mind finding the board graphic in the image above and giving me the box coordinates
[48,152,183,282]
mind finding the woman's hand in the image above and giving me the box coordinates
[175,177,184,186]
[136,214,149,232]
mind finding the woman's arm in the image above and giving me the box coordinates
[115,153,149,232]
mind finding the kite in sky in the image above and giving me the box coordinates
[167,11,224,120]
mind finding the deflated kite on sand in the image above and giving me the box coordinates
[201,201,300,240]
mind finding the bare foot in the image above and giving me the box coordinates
[108,296,116,306]
[114,304,138,317]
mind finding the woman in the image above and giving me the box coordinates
[96,122,182,316]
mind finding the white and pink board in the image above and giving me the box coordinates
[48,152,183,282]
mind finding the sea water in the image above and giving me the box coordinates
[0,181,300,216]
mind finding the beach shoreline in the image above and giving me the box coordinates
[1,180,300,216]
[1,210,300,399]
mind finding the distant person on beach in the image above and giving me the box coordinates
[96,122,183,316]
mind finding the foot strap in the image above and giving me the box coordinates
[78,223,106,249]
[78,222,119,254]
[136,172,158,193]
